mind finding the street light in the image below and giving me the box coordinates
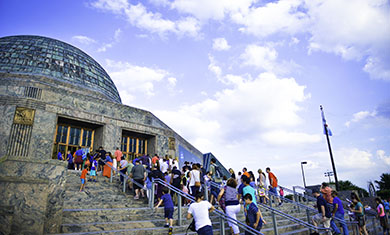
[301,161,307,188]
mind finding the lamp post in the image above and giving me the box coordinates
[301,161,307,188]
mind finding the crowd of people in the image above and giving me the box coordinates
[59,148,390,235]
[311,182,389,235]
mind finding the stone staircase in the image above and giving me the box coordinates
[51,170,371,235]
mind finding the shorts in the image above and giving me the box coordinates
[269,187,278,195]
[164,207,174,219]
[134,179,144,190]
[211,184,220,198]
[81,178,85,184]
[356,215,365,227]
[90,170,96,176]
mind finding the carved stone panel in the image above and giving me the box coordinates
[168,137,176,150]
[13,107,35,125]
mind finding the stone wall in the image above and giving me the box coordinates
[0,74,204,162]
[0,72,204,234]
[0,158,67,234]
[0,105,15,158]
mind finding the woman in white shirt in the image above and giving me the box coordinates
[188,164,201,197]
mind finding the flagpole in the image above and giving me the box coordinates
[320,105,339,191]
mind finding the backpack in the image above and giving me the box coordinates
[186,219,196,234]
[384,201,390,211]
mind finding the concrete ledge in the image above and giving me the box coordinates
[0,176,49,184]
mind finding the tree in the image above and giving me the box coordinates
[331,180,368,197]
[375,173,390,200]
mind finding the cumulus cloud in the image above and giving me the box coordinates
[336,148,376,169]
[98,28,122,52]
[212,38,231,51]
[208,55,223,79]
[377,150,390,165]
[172,0,390,81]
[231,0,309,37]
[72,35,97,45]
[156,72,312,151]
[172,0,254,21]
[240,44,301,75]
[105,59,175,105]
[345,110,377,127]
[305,0,390,80]
[91,0,201,38]
[240,44,278,71]
[261,130,321,146]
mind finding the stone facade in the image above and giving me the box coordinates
[0,35,203,234]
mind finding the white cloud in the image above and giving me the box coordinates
[261,130,321,146]
[289,37,300,46]
[377,150,390,165]
[240,44,278,71]
[105,59,174,105]
[231,0,309,38]
[167,77,177,88]
[176,17,202,38]
[208,55,222,79]
[345,110,377,127]
[240,44,301,75]
[149,0,171,7]
[71,35,97,45]
[305,0,390,80]
[91,0,129,14]
[212,38,231,51]
[172,0,254,21]
[91,0,201,38]
[98,28,122,52]
[336,148,376,170]
[229,0,390,81]
[156,72,311,151]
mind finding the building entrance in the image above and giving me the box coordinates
[121,130,154,161]
[52,117,101,159]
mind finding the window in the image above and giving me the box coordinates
[121,136,148,161]
[52,124,94,159]
[56,125,68,143]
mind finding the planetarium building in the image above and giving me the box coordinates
[0,35,203,234]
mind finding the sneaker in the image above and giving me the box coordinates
[164,224,169,228]
[134,195,139,200]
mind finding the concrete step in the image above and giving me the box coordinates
[57,219,228,235]
[62,207,190,224]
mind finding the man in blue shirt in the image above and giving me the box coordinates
[330,191,348,235]
[312,189,332,235]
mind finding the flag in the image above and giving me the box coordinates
[321,106,333,136]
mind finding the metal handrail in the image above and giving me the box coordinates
[293,185,312,193]
[152,178,263,235]
[257,203,330,232]
[209,181,332,233]
[102,160,145,190]
[266,190,359,228]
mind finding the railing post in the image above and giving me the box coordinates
[269,194,279,235]
[371,217,377,235]
[178,193,182,226]
[150,181,155,209]
[122,177,126,193]
[293,187,300,212]
[203,184,208,201]
[306,208,312,234]
[110,168,113,183]
[220,216,225,235]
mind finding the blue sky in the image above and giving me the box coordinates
[1,0,389,190]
